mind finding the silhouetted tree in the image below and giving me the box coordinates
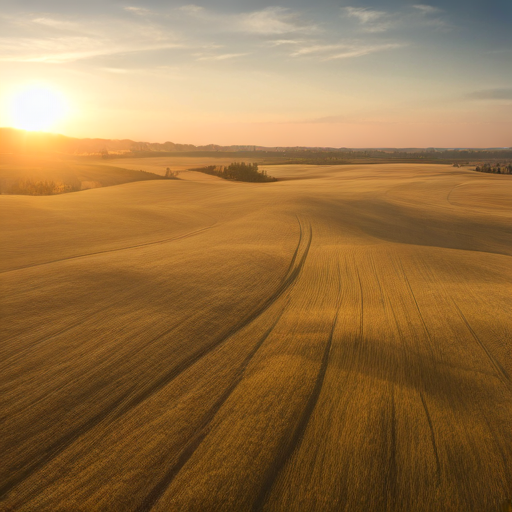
[189,162,276,182]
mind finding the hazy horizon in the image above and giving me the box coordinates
[2,125,512,150]
[1,0,511,147]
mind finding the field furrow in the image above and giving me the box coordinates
[1,163,510,511]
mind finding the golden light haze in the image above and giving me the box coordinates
[1,2,511,146]
[5,83,69,132]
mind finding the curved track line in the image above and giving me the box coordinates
[108,221,312,424]
[0,224,216,275]
[396,260,436,362]
[137,310,287,512]
[252,262,341,512]
[378,256,442,487]
[355,262,364,341]
[0,315,193,501]
[0,217,312,502]
[451,300,510,386]
[419,391,441,485]
[382,385,398,511]
[0,289,139,368]
[283,215,303,277]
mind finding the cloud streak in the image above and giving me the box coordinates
[342,4,447,33]
[290,42,404,60]
[342,6,393,33]
[0,12,185,63]
[195,52,249,62]
[0,4,448,67]
[326,43,404,60]
[413,5,442,15]
[235,7,317,35]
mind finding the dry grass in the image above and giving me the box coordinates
[0,163,510,511]
[99,155,261,176]
[0,154,163,194]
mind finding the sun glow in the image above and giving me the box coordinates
[11,85,68,132]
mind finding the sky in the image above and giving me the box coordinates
[0,0,511,147]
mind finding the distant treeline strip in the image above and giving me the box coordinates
[7,179,80,195]
[474,163,512,174]
[189,162,277,182]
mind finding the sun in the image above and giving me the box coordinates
[11,85,68,132]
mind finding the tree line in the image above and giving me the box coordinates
[7,179,80,195]
[475,163,512,174]
[190,162,277,182]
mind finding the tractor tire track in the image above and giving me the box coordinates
[136,311,287,512]
[283,215,303,277]
[354,262,364,341]
[382,385,398,511]
[396,259,437,362]
[4,314,192,419]
[0,217,311,502]
[0,288,144,370]
[451,300,510,386]
[419,391,441,485]
[108,220,312,423]
[0,223,216,275]
[252,262,342,512]
[0,313,193,502]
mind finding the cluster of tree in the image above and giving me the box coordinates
[190,162,277,182]
[165,168,180,178]
[8,179,80,195]
[475,163,512,174]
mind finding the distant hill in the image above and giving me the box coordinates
[1,127,511,163]
[0,127,269,155]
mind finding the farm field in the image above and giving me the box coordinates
[0,154,164,194]
[99,155,262,175]
[1,163,511,511]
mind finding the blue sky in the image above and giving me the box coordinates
[1,0,511,146]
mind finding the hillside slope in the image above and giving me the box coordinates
[1,164,511,511]
[0,153,164,194]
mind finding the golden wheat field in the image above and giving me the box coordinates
[1,163,511,512]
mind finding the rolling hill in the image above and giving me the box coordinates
[1,163,510,511]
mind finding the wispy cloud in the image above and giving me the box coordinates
[291,44,344,57]
[343,7,392,33]
[31,17,77,29]
[0,4,437,67]
[124,6,150,16]
[179,5,204,15]
[344,7,386,24]
[411,5,448,30]
[413,4,442,15]
[268,39,303,47]
[290,41,404,60]
[0,39,184,63]
[342,4,448,33]
[195,52,249,62]
[0,14,185,63]
[101,65,187,79]
[326,43,404,60]
[236,7,316,35]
